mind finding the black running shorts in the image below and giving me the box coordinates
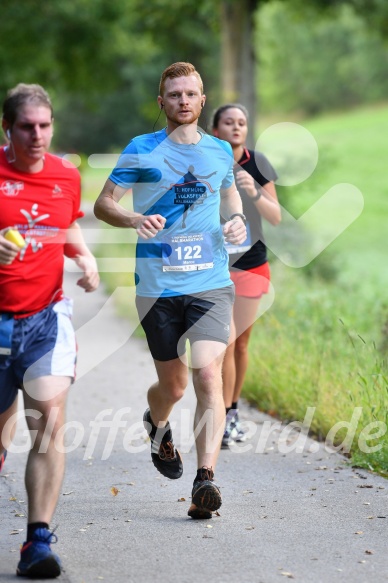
[135,285,234,361]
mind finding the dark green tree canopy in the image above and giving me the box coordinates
[2,0,387,153]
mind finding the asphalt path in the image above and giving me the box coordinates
[1,210,388,583]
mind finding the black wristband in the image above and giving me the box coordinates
[229,213,247,225]
[251,189,262,201]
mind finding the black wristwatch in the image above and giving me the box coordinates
[230,213,247,225]
[251,189,262,201]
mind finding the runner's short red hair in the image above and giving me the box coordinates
[159,62,203,96]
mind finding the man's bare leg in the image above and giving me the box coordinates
[23,376,70,524]
[191,340,226,470]
[148,356,188,427]
[143,358,188,480]
[188,340,226,519]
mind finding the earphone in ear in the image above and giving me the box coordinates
[160,103,164,109]
[6,129,11,139]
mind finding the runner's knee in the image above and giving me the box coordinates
[193,366,222,395]
[235,335,250,356]
[162,383,186,404]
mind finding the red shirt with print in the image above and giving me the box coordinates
[0,148,84,316]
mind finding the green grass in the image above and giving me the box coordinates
[244,265,388,473]
[247,103,388,474]
[82,103,388,475]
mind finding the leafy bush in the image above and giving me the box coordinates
[258,2,388,115]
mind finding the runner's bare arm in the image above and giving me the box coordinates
[235,170,281,225]
[65,222,100,292]
[94,178,166,239]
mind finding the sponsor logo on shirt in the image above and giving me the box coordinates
[15,204,58,261]
[164,160,217,228]
[1,180,24,197]
[52,184,63,198]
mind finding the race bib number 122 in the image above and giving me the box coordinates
[162,233,214,272]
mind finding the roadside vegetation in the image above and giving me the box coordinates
[244,104,388,475]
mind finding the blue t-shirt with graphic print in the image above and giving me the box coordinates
[109,128,235,298]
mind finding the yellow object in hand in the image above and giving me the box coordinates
[4,228,26,248]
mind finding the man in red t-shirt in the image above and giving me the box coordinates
[0,84,99,578]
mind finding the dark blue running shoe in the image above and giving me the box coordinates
[17,528,61,578]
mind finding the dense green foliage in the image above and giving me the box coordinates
[257,2,388,115]
[1,0,221,153]
[54,1,221,153]
[2,1,388,153]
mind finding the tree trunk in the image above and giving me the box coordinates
[220,0,259,143]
